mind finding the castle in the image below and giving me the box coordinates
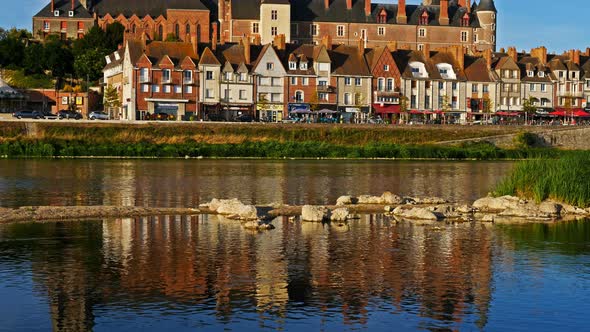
[33,0,497,53]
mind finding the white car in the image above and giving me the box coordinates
[89,112,110,120]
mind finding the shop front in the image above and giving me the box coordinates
[257,103,284,122]
[145,98,189,121]
[373,104,400,123]
[338,106,370,124]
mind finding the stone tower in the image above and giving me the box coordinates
[474,0,497,51]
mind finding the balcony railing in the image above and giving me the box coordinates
[375,90,399,97]
[316,85,335,93]
[139,76,151,83]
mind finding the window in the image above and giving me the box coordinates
[302,77,309,86]
[291,23,298,36]
[377,78,385,91]
[175,24,180,37]
[439,82,444,90]
[239,90,247,100]
[461,14,470,27]
[411,95,417,108]
[319,93,328,101]
[512,83,518,92]
[411,67,420,74]
[417,44,424,51]
[206,71,213,80]
[223,89,229,100]
[539,72,545,78]
[419,28,426,38]
[224,72,232,81]
[311,24,318,36]
[267,62,274,70]
[474,34,478,43]
[472,84,479,93]
[512,70,518,79]
[355,78,362,86]
[528,71,534,77]
[344,93,352,105]
[174,85,181,94]
[461,31,468,42]
[419,11,428,25]
[337,25,345,37]
[387,79,394,91]
[205,89,213,98]
[452,82,457,90]
[271,10,278,20]
[384,65,389,71]
[300,62,307,70]
[140,68,149,82]
[186,24,190,35]
[541,84,547,92]
[378,27,385,36]
[271,93,281,102]
[483,84,489,93]
[290,77,297,85]
[77,22,84,31]
[162,70,171,82]
[183,70,192,83]
[378,12,387,24]
[158,25,163,40]
[295,91,304,102]
[530,83,536,92]
[271,77,281,86]
[43,21,50,30]
[289,62,296,70]
[344,77,352,86]
[141,84,149,92]
[60,21,67,30]
[271,27,278,36]
[252,23,259,34]
[164,85,171,93]
[152,85,160,93]
[185,86,193,94]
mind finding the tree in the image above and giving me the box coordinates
[399,95,409,124]
[74,48,106,81]
[105,22,125,50]
[309,92,320,112]
[482,96,494,122]
[104,85,121,109]
[44,36,74,79]
[522,96,536,124]
[22,43,45,75]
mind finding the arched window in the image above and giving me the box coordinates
[196,24,201,42]
[175,24,180,37]
[131,24,136,33]
[377,78,385,91]
[420,11,429,25]
[158,25,163,40]
[186,24,191,35]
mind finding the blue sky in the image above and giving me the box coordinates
[1,0,587,53]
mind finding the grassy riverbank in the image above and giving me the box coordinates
[495,153,590,207]
[0,121,573,160]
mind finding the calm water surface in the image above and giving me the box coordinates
[2,159,589,331]
[0,159,512,208]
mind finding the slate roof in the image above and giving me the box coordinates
[476,0,497,13]
[232,0,480,27]
[464,56,496,83]
[91,0,209,18]
[331,45,371,76]
[103,49,125,71]
[34,0,93,18]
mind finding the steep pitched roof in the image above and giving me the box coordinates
[92,0,210,18]
[145,41,198,67]
[331,45,371,76]
[199,47,221,66]
[464,56,496,83]
[34,0,93,18]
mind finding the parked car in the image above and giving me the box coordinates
[57,110,83,120]
[42,112,58,120]
[12,110,45,119]
[235,114,253,122]
[88,111,110,120]
[150,112,175,121]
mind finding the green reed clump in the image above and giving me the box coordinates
[495,152,590,207]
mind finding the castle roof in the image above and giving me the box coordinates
[34,0,93,19]
[476,0,497,13]
[92,0,210,18]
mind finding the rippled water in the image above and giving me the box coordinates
[1,216,590,331]
[0,159,512,208]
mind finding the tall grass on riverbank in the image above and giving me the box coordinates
[495,153,590,207]
[0,139,564,160]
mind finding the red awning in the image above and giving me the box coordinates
[373,104,401,114]
[549,110,566,117]
[573,110,590,117]
[409,110,423,114]
[496,111,520,117]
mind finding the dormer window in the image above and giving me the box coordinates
[300,62,307,70]
[68,11,74,17]
[384,65,389,71]
[528,71,534,77]
[572,72,578,79]
[539,72,545,78]
[54,10,60,17]
[411,68,420,73]
[114,52,120,61]
[378,9,387,24]
[420,11,429,25]
[289,61,296,70]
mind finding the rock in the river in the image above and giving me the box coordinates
[394,207,439,221]
[214,199,259,220]
[472,196,521,212]
[539,202,562,217]
[384,206,394,213]
[330,208,350,221]
[381,192,402,204]
[561,203,588,215]
[243,221,275,230]
[301,205,328,222]
[481,214,495,222]
[456,205,475,214]
[415,197,448,204]
[357,195,383,204]
[336,195,353,206]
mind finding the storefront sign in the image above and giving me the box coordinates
[256,103,283,111]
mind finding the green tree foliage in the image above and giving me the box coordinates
[104,85,121,109]
[165,34,181,42]
[74,48,107,81]
[23,43,45,75]
[44,36,73,78]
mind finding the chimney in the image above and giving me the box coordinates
[483,48,492,69]
[422,43,430,60]
[439,0,449,26]
[51,0,55,12]
[585,47,590,57]
[219,0,225,23]
[221,30,226,45]
[358,37,365,56]
[71,0,75,11]
[212,22,218,51]
[458,0,470,11]
[365,0,371,16]
[325,0,330,10]
[397,0,407,24]
[574,49,581,65]
[321,35,332,50]
[346,0,352,10]
[387,41,397,51]
[274,34,286,50]
[507,47,517,62]
[243,37,251,65]
[531,46,547,65]
[253,34,261,46]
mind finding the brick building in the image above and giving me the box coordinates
[33,0,95,40]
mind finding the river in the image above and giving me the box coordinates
[1,159,589,331]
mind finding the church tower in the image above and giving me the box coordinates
[474,0,497,51]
